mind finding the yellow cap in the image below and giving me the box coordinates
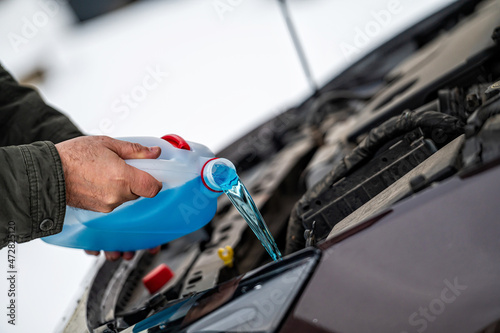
[218,246,234,268]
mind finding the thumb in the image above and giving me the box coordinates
[108,139,161,160]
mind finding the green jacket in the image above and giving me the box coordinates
[0,64,83,248]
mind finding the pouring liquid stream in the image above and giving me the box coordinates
[210,163,282,261]
[224,180,282,261]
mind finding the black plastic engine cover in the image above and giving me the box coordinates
[299,130,436,241]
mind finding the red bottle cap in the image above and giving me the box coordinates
[142,264,175,294]
[161,134,191,150]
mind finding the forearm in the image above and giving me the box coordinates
[0,141,66,248]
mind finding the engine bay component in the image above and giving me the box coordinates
[217,246,234,268]
[329,134,465,238]
[298,130,436,240]
[142,264,174,295]
[285,110,464,253]
[347,0,499,141]
[463,100,500,168]
[134,248,319,333]
[465,94,500,136]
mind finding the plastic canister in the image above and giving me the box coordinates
[42,135,234,252]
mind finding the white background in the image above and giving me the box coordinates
[0,0,453,332]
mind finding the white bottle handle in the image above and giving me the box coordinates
[125,159,199,189]
[118,136,214,189]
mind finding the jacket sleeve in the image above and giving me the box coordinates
[0,64,83,248]
[0,142,66,247]
[0,64,83,145]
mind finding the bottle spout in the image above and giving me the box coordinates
[202,158,238,192]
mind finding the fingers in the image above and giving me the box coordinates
[148,246,161,254]
[84,250,126,261]
[107,137,163,199]
[84,247,160,261]
[127,166,163,198]
[108,138,161,160]
[122,252,135,260]
[104,251,121,261]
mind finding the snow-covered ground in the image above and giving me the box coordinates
[0,0,454,331]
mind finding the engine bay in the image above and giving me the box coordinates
[63,0,500,331]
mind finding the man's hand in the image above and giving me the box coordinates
[55,136,163,213]
[56,136,164,261]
